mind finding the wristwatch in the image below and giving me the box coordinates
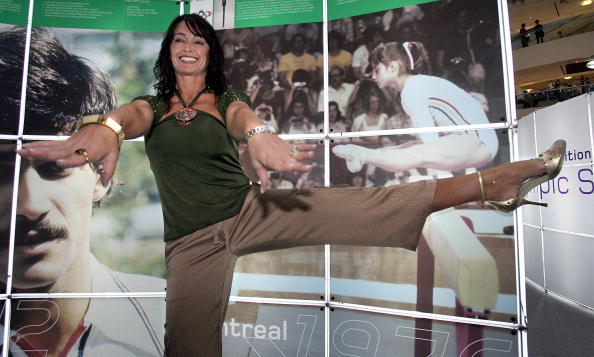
[77,114,125,147]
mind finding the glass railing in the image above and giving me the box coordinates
[510,12,594,50]
[516,83,593,109]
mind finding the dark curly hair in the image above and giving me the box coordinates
[0,27,116,135]
[154,14,227,107]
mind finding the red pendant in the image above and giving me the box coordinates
[175,108,197,125]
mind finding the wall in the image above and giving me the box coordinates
[518,93,594,309]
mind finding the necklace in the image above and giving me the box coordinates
[174,87,210,125]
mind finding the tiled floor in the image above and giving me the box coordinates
[526,279,594,357]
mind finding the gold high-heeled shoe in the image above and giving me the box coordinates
[478,139,566,213]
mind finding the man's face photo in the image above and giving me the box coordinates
[0,27,167,291]
[0,19,168,357]
[0,149,107,289]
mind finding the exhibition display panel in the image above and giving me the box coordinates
[518,94,594,311]
[0,0,546,355]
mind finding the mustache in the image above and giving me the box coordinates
[0,214,67,245]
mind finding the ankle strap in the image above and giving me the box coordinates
[477,171,486,202]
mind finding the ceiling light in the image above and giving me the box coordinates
[587,60,594,69]
[526,89,533,93]
[564,76,573,79]
[580,0,592,6]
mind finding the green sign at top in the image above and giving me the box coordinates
[32,0,180,32]
[234,0,322,28]
[0,0,29,26]
[328,0,437,20]
[185,0,322,29]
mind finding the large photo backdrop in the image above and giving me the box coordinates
[210,0,519,355]
[1,0,174,355]
[0,0,521,355]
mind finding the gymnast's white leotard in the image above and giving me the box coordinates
[400,75,499,159]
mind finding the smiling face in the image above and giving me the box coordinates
[0,153,106,289]
[170,21,210,77]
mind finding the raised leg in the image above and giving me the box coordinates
[432,139,566,212]
[226,180,437,255]
[430,159,546,212]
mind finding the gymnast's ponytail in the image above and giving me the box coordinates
[401,41,430,74]
[369,41,430,75]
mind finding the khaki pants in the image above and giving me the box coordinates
[164,180,436,356]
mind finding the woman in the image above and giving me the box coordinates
[283,92,317,134]
[319,101,350,135]
[333,41,499,174]
[18,15,566,356]
[351,89,389,133]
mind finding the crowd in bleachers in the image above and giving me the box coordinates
[217,1,505,188]
[217,1,504,137]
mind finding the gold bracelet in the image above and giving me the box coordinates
[77,114,125,147]
[477,171,486,202]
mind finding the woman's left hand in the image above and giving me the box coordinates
[246,133,315,191]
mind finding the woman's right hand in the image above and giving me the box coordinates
[17,124,121,186]
[18,100,153,186]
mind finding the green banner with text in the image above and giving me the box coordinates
[235,0,321,28]
[186,0,322,29]
[32,0,180,31]
[0,0,28,25]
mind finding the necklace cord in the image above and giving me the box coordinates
[175,86,210,109]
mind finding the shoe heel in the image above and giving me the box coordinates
[486,198,547,213]
[522,199,547,208]
[478,139,565,213]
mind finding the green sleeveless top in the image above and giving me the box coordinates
[135,90,252,241]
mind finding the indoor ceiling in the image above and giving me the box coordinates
[508,0,594,89]
[508,0,594,33]
[516,60,592,89]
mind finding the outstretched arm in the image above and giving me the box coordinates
[333,133,494,174]
[17,99,154,186]
[226,101,314,190]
